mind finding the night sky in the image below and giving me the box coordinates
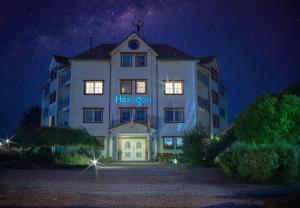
[0,0,299,135]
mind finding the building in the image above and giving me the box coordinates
[41,32,228,161]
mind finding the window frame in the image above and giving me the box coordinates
[120,108,132,123]
[212,90,219,105]
[213,114,220,128]
[164,108,184,123]
[50,91,56,104]
[135,52,147,67]
[163,137,175,149]
[176,137,183,149]
[135,80,147,94]
[120,79,133,94]
[96,136,105,150]
[211,68,218,82]
[135,108,147,123]
[83,80,104,95]
[163,80,184,95]
[82,108,103,123]
[121,52,132,67]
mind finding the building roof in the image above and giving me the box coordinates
[72,43,197,60]
[198,56,216,64]
[53,55,70,65]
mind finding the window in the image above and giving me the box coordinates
[163,137,174,149]
[84,81,103,95]
[48,116,55,127]
[213,114,220,128]
[220,108,226,118]
[212,90,219,104]
[135,53,147,67]
[211,69,218,82]
[120,80,132,94]
[83,108,103,123]
[164,81,183,95]
[176,137,183,149]
[135,80,147,94]
[120,108,132,123]
[197,70,209,86]
[135,108,147,122]
[50,91,56,104]
[96,137,105,150]
[165,108,184,123]
[121,53,132,67]
[198,97,210,111]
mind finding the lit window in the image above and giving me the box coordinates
[121,53,132,67]
[83,108,103,123]
[136,80,146,94]
[135,53,147,67]
[135,108,147,122]
[84,81,103,95]
[165,108,184,123]
[120,108,132,122]
[176,137,183,149]
[163,137,174,149]
[120,80,132,94]
[164,81,183,95]
[96,137,105,150]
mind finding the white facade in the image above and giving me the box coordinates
[41,32,228,161]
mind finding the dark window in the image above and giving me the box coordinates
[51,70,57,81]
[211,69,218,82]
[213,114,220,128]
[128,39,139,50]
[135,53,147,67]
[50,91,56,104]
[83,108,103,123]
[163,137,174,149]
[176,137,183,149]
[165,108,184,123]
[84,80,103,95]
[212,90,219,104]
[120,108,132,122]
[220,108,226,118]
[198,97,210,111]
[96,137,105,150]
[135,108,147,122]
[121,53,132,67]
[197,71,209,86]
[120,80,132,94]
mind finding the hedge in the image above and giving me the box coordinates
[14,126,100,147]
[219,142,300,183]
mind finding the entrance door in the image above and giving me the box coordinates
[121,138,146,161]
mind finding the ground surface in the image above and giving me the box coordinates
[0,162,299,208]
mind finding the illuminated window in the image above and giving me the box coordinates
[84,81,103,95]
[163,137,174,149]
[120,80,132,94]
[83,108,103,123]
[135,80,147,94]
[48,116,55,127]
[135,53,147,67]
[120,108,132,122]
[165,108,184,123]
[121,53,132,67]
[176,137,183,149]
[164,81,183,95]
[135,108,147,122]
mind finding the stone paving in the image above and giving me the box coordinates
[0,163,299,207]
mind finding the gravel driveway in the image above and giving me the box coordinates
[0,163,299,207]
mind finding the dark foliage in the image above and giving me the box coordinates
[19,105,41,129]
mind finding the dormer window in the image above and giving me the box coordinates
[121,53,132,67]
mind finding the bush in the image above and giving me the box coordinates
[14,126,100,147]
[156,153,185,164]
[20,152,56,168]
[182,125,209,166]
[219,143,300,183]
[234,94,300,145]
[55,153,90,166]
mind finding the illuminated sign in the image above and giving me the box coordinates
[115,95,151,107]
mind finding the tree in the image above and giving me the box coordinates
[234,94,300,145]
[20,105,41,128]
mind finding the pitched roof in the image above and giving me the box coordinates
[72,43,197,60]
[198,56,215,64]
[53,55,70,65]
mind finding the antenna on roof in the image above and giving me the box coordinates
[132,19,144,34]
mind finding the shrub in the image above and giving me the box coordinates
[20,152,56,168]
[156,153,185,164]
[55,153,90,166]
[234,94,300,145]
[219,143,300,183]
[14,126,100,147]
[182,125,209,166]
